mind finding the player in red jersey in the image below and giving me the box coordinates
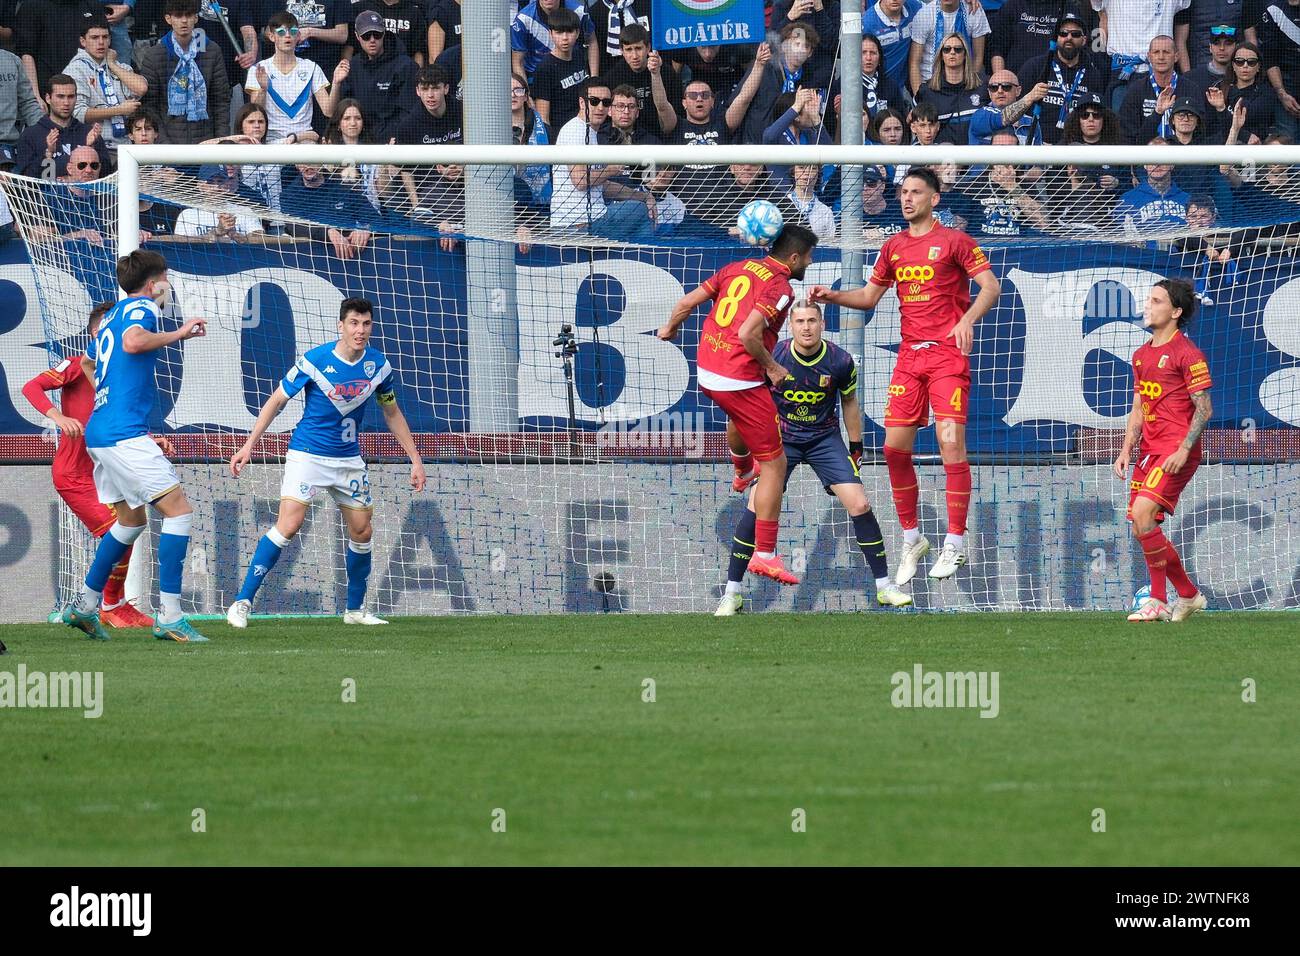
[20,304,163,628]
[1113,278,1212,623]
[658,224,820,586]
[811,168,1000,584]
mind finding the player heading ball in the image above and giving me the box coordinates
[812,167,1001,585]
[227,297,427,627]
[659,224,820,588]
[714,298,914,615]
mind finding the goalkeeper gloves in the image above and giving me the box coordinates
[849,440,863,476]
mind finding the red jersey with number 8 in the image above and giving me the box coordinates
[697,256,794,384]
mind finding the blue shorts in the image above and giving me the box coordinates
[782,433,860,494]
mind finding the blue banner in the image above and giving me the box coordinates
[652,0,766,50]
[1,238,1298,457]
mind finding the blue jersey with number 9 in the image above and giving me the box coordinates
[84,296,162,449]
[280,342,396,458]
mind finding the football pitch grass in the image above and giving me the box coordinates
[2,612,1297,867]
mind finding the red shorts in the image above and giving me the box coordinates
[54,472,116,537]
[702,384,783,462]
[1128,450,1200,520]
[884,345,970,428]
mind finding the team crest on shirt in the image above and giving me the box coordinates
[1159,355,1170,369]
[364,361,376,377]
[819,375,832,387]
[928,246,941,260]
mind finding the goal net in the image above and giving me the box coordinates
[3,142,1298,615]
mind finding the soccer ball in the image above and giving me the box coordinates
[736,199,784,246]
[1131,585,1151,612]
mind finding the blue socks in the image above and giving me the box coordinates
[80,521,145,612]
[726,508,758,591]
[346,539,373,611]
[157,513,193,623]
[237,527,290,603]
[852,510,889,583]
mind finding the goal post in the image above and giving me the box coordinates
[3,142,1297,616]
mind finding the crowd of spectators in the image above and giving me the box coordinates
[0,0,1298,255]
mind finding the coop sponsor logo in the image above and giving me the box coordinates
[0,666,103,718]
[890,663,999,718]
[49,886,151,936]
[894,265,935,282]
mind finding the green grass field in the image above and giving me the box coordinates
[1,612,1297,866]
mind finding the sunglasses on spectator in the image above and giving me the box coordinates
[1233,56,1260,66]
[359,31,383,41]
[988,82,1019,91]
[273,26,300,36]
[1210,25,1237,37]
[1057,29,1085,38]
[941,45,965,53]
[1079,109,1104,119]
[75,161,101,170]
[511,86,527,95]
[685,90,714,100]
[587,96,613,106]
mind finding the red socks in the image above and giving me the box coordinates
[883,445,919,532]
[944,461,972,535]
[754,518,779,555]
[1137,528,1170,603]
[102,545,133,608]
[1138,527,1197,603]
[730,451,753,476]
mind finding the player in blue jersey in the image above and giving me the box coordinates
[715,299,913,616]
[225,298,427,627]
[61,250,211,643]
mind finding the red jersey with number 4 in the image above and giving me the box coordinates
[869,222,991,347]
[1133,331,1212,454]
[697,256,794,384]
[21,358,95,479]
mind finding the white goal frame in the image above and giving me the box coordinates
[115,142,1300,254]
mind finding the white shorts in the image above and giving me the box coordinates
[88,435,181,509]
[280,449,373,510]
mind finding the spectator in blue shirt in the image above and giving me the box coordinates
[1116,138,1191,231]
[968,68,1049,143]
[862,0,924,88]
[512,0,597,80]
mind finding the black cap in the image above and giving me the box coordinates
[1171,95,1204,119]
[1058,11,1087,30]
[354,10,385,36]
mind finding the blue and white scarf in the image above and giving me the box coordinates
[521,109,552,204]
[934,2,969,51]
[93,61,126,139]
[599,0,638,59]
[165,29,210,122]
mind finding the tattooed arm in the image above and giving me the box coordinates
[1001,83,1050,128]
[1162,390,1213,474]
